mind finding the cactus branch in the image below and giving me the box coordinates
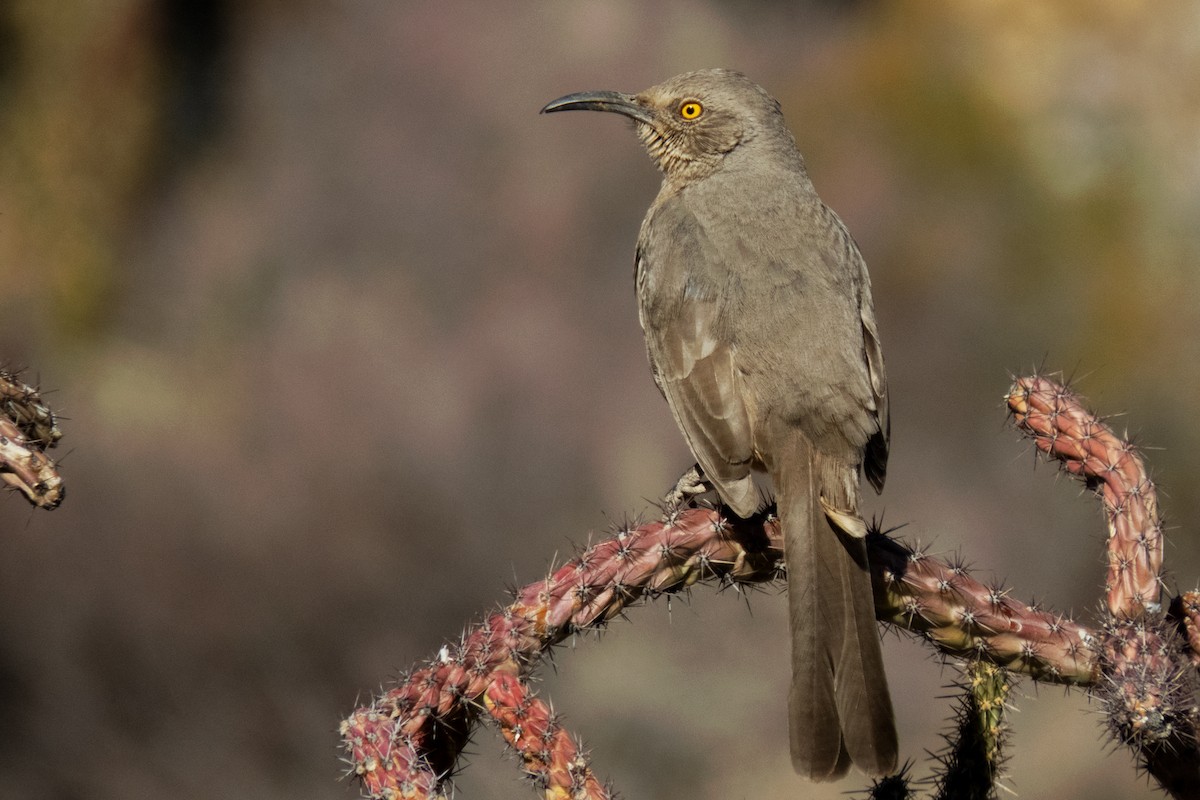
[1008,376,1199,797]
[931,661,1012,800]
[484,667,610,799]
[1006,375,1163,618]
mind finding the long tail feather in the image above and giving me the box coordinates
[779,437,897,780]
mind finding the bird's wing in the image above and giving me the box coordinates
[856,250,889,494]
[636,240,759,518]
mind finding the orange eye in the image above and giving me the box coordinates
[679,101,703,120]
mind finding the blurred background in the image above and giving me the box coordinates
[1,2,1197,798]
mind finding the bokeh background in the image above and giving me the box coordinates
[1,2,1198,798]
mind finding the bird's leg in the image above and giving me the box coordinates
[661,463,711,516]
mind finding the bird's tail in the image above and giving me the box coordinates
[776,435,897,781]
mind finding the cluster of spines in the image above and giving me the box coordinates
[342,375,1197,797]
[0,368,64,509]
[1099,616,1197,748]
[1098,615,1200,800]
[863,765,918,800]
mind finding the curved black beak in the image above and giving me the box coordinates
[540,90,654,125]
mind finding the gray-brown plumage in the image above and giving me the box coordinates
[543,68,896,781]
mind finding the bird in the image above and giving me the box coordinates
[542,69,896,780]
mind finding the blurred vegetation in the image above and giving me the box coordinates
[0,2,1195,798]
[1,2,158,341]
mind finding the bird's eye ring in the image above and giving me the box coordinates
[679,101,703,120]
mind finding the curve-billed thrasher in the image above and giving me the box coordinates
[542,69,896,780]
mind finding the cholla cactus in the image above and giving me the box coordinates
[342,375,1199,799]
[0,368,63,509]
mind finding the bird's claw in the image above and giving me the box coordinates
[661,464,711,519]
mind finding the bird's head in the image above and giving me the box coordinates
[542,68,789,181]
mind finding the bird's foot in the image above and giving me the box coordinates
[660,464,711,521]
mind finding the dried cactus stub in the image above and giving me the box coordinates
[0,369,64,509]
